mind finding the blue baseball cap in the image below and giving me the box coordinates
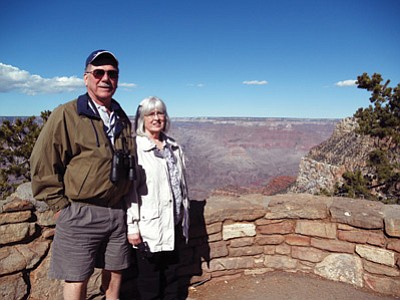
[85,50,118,68]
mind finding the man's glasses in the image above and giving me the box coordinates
[85,69,119,80]
[145,111,165,119]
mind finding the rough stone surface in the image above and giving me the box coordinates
[314,254,363,287]
[364,273,400,297]
[330,198,384,229]
[289,157,346,194]
[29,255,63,300]
[0,240,51,275]
[7,182,49,212]
[206,222,222,235]
[337,223,355,230]
[2,199,34,212]
[36,210,56,227]
[295,220,336,239]
[275,243,291,255]
[229,246,264,257]
[264,255,297,270]
[255,235,285,245]
[0,272,27,300]
[205,195,266,224]
[206,257,255,272]
[222,222,256,240]
[356,245,396,266]
[229,237,254,248]
[209,240,228,258]
[0,222,36,245]
[310,238,355,253]
[243,267,272,276]
[338,230,386,247]
[363,260,400,277]
[264,193,330,220]
[257,220,295,235]
[387,239,400,253]
[0,210,31,225]
[208,232,222,242]
[263,245,277,255]
[384,205,400,237]
[291,246,327,263]
[285,234,311,246]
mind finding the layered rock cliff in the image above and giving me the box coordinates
[290,117,400,200]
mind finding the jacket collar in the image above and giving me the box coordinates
[77,94,99,119]
[137,133,179,152]
[77,93,129,137]
[77,93,126,117]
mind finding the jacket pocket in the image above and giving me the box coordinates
[139,208,160,243]
[64,163,92,199]
[140,207,159,221]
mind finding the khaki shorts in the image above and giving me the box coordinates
[49,202,130,281]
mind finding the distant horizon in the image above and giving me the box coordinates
[0,115,343,121]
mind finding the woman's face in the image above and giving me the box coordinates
[144,110,165,137]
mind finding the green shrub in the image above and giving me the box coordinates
[0,111,50,199]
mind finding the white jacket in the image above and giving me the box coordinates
[126,134,190,252]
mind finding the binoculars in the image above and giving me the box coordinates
[110,150,136,183]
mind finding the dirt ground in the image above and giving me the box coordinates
[187,271,399,300]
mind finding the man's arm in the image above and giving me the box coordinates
[30,108,70,212]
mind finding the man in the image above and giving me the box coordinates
[30,50,135,300]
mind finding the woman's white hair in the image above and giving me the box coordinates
[135,96,171,136]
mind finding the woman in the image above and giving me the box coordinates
[126,96,190,300]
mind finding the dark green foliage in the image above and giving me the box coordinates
[368,149,393,183]
[0,110,51,199]
[335,73,400,203]
[355,73,400,145]
[336,170,373,199]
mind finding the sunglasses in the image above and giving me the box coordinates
[86,69,119,79]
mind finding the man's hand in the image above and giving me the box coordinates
[53,210,61,220]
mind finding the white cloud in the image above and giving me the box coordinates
[242,80,268,85]
[187,83,204,87]
[0,63,84,95]
[0,63,136,95]
[335,79,357,87]
[119,83,137,88]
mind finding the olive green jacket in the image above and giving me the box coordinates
[30,94,134,212]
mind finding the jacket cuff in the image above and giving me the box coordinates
[127,223,139,235]
[47,197,70,212]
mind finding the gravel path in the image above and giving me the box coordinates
[187,271,399,300]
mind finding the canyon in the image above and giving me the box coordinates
[168,117,338,199]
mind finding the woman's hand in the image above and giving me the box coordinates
[127,233,142,247]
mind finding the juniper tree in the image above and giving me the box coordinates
[0,110,50,198]
[355,72,400,146]
[338,73,400,203]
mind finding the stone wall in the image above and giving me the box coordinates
[1,183,400,299]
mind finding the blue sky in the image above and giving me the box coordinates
[1,0,399,118]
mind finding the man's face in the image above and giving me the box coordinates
[84,64,118,105]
